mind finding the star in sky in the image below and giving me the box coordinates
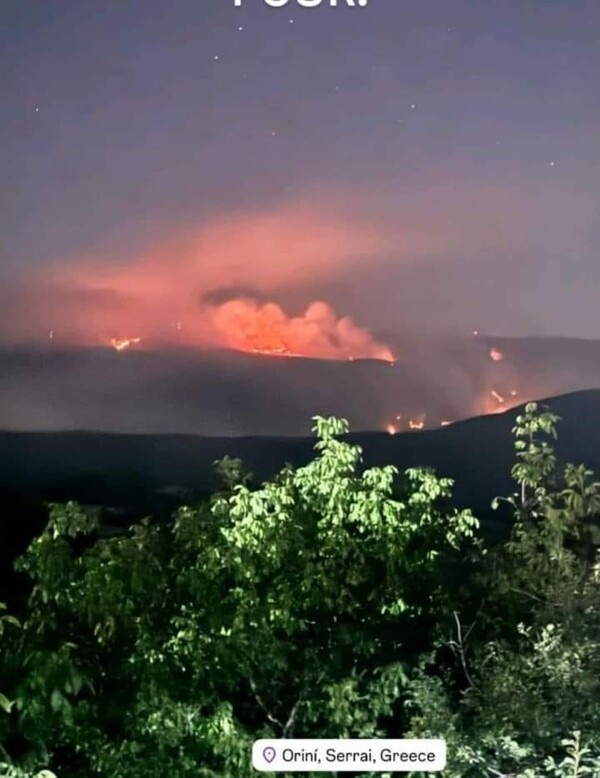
[1,0,598,343]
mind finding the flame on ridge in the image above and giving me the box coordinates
[110,337,141,352]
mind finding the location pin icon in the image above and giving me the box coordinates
[263,746,276,764]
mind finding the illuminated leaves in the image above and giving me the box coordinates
[0,415,481,775]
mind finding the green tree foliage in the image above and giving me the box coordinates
[1,416,478,776]
[0,407,599,777]
[407,404,600,776]
[0,604,20,716]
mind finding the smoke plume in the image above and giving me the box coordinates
[210,298,394,361]
[0,198,395,359]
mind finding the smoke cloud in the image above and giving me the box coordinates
[0,198,395,360]
[210,298,394,361]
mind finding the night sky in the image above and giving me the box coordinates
[1,0,599,350]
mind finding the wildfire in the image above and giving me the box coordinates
[490,388,505,405]
[408,415,426,431]
[252,345,294,357]
[479,342,521,416]
[211,299,394,362]
[441,419,453,427]
[386,423,398,436]
[479,385,521,417]
[110,337,141,352]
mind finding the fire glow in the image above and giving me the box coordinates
[211,299,395,362]
[385,418,455,435]
[480,386,521,416]
[479,387,519,416]
[111,337,141,352]
[490,388,505,405]
[385,414,427,434]
[18,200,394,356]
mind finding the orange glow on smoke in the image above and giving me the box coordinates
[490,388,505,405]
[211,299,395,362]
[478,384,522,417]
[386,423,398,435]
[480,387,519,415]
[23,200,392,353]
[0,197,405,364]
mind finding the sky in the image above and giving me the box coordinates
[1,0,599,352]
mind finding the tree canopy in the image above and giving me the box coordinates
[1,406,599,777]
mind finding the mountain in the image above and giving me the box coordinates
[1,388,598,513]
[0,335,598,436]
[1,388,599,605]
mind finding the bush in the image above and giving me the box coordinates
[1,407,599,776]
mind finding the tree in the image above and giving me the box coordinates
[3,407,599,776]
[1,416,478,777]
[406,404,600,776]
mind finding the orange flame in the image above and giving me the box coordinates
[479,385,521,416]
[490,347,504,362]
[408,415,426,430]
[111,337,141,352]
[490,388,505,405]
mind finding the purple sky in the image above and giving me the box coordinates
[1,0,599,345]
